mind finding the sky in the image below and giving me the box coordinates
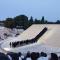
[0,0,60,21]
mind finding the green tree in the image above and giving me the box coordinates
[4,18,15,29]
[44,20,48,24]
[34,19,41,24]
[41,16,45,24]
[29,16,34,26]
[14,15,28,29]
[56,20,60,24]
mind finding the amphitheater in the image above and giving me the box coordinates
[1,24,60,55]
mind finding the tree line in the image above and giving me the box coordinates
[0,15,60,30]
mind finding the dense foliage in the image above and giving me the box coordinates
[0,15,60,29]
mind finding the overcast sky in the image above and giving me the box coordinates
[0,0,60,21]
